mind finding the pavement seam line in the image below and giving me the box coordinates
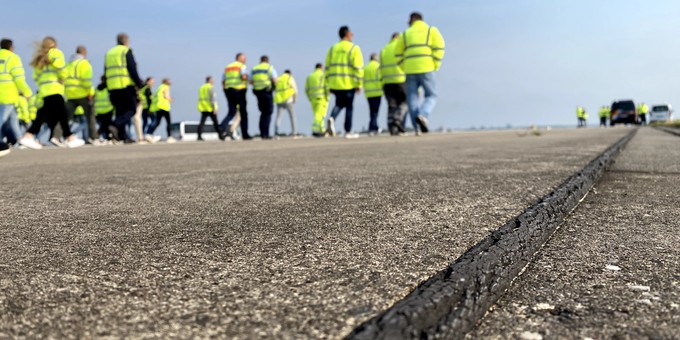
[653,126,680,137]
[345,128,638,340]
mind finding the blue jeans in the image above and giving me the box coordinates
[405,72,437,126]
[330,89,356,133]
[0,104,21,144]
[70,115,88,140]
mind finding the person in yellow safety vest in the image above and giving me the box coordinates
[380,32,408,136]
[274,70,298,137]
[305,63,330,137]
[325,25,364,138]
[395,12,445,135]
[146,78,173,143]
[139,77,155,135]
[637,102,649,125]
[221,52,252,140]
[61,45,96,143]
[598,106,610,127]
[364,53,383,136]
[15,96,30,133]
[104,33,144,143]
[250,55,278,139]
[197,76,224,141]
[576,106,587,128]
[0,38,33,148]
[19,36,84,149]
[93,75,115,142]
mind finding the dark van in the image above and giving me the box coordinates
[610,100,638,126]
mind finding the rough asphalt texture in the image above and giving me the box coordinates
[0,129,629,339]
[470,127,680,339]
[348,128,636,340]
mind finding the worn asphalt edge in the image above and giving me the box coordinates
[346,128,638,340]
[653,126,680,137]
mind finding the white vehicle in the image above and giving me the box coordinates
[649,104,673,123]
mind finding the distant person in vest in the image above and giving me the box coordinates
[19,36,85,149]
[197,76,224,141]
[147,78,174,142]
[395,12,445,135]
[274,70,299,137]
[140,77,155,135]
[104,33,144,142]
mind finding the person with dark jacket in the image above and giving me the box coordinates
[104,33,143,142]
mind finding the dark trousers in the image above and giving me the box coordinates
[27,94,72,138]
[149,110,171,136]
[367,96,381,132]
[142,108,154,134]
[383,83,407,134]
[330,89,356,133]
[639,114,646,125]
[109,86,138,141]
[253,89,273,138]
[600,117,607,127]
[198,112,221,139]
[222,88,250,139]
[96,111,114,140]
[66,97,96,140]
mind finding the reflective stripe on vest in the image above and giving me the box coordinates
[105,45,132,90]
[251,63,273,90]
[224,61,246,90]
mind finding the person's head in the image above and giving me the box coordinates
[117,33,129,46]
[409,12,423,26]
[100,75,107,84]
[30,36,57,68]
[339,26,353,41]
[370,53,378,61]
[145,77,155,87]
[260,55,269,63]
[206,76,213,84]
[1,38,13,51]
[236,52,246,63]
[76,45,87,57]
[284,69,291,75]
[315,63,323,70]
[162,78,171,86]
[391,32,400,41]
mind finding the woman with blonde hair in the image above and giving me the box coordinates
[19,36,84,149]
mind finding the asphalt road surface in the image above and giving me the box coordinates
[0,128,631,339]
[470,127,680,339]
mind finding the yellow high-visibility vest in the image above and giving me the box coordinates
[94,88,114,115]
[0,49,33,104]
[275,73,296,104]
[34,48,68,97]
[105,45,132,90]
[325,40,364,90]
[155,83,171,111]
[251,63,274,91]
[395,20,445,74]
[380,38,406,85]
[305,69,328,101]
[197,83,217,112]
[363,60,382,98]
[223,61,247,90]
[65,57,94,100]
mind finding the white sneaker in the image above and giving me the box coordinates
[19,137,43,150]
[344,132,359,139]
[327,117,336,137]
[166,136,176,143]
[65,138,85,148]
[145,134,161,143]
[50,137,65,148]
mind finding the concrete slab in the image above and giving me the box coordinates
[470,127,680,339]
[0,129,631,339]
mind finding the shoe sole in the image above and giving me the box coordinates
[0,149,10,158]
[416,116,429,133]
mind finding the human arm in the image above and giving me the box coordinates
[10,57,32,97]
[353,46,364,92]
[431,27,445,71]
[125,49,144,88]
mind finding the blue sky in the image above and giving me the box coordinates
[4,0,680,133]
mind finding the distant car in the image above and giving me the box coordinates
[610,100,638,126]
[649,104,673,123]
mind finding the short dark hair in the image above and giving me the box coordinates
[410,12,423,22]
[284,69,291,75]
[235,52,244,60]
[116,33,128,45]
[260,55,269,62]
[206,76,212,83]
[370,53,378,61]
[145,77,153,84]
[339,26,350,39]
[315,63,322,69]
[391,32,400,40]
[76,45,86,54]
[0,39,12,50]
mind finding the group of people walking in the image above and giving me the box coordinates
[0,11,445,158]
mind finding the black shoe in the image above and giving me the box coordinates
[197,137,204,141]
[242,135,253,141]
[108,125,120,141]
[416,115,429,133]
[0,142,10,158]
[218,133,226,141]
